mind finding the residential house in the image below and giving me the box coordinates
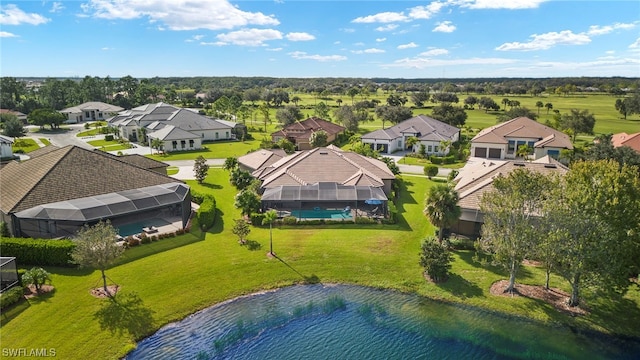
[0,135,14,159]
[0,145,191,238]
[60,102,124,123]
[245,146,395,216]
[108,102,237,152]
[237,148,288,172]
[271,117,345,150]
[361,115,460,155]
[611,132,640,153]
[450,156,568,238]
[0,109,28,124]
[470,117,572,160]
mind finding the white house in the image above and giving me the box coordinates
[108,102,236,152]
[0,135,14,159]
[60,102,124,123]
[361,115,460,155]
[470,117,573,160]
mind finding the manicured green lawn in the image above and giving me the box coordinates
[147,138,263,161]
[166,166,179,175]
[399,156,466,169]
[39,138,51,146]
[1,168,638,360]
[11,138,40,153]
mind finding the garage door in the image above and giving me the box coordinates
[488,148,501,159]
[474,147,487,157]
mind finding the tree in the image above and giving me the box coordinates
[150,138,163,154]
[375,105,413,128]
[314,102,331,120]
[333,105,369,132]
[193,155,209,184]
[478,169,552,294]
[464,96,478,109]
[223,157,239,171]
[478,97,500,113]
[405,136,419,152]
[230,168,254,190]
[432,93,459,104]
[275,105,304,126]
[411,91,430,107]
[535,101,544,115]
[423,184,461,243]
[419,237,453,283]
[309,130,328,148]
[615,94,640,120]
[231,219,251,245]
[497,107,538,122]
[545,102,553,114]
[424,164,438,179]
[2,116,26,138]
[234,189,261,218]
[543,160,640,307]
[262,209,278,256]
[22,267,51,294]
[276,138,296,154]
[516,144,533,160]
[258,103,270,132]
[71,221,124,298]
[430,103,467,127]
[559,109,595,142]
[28,108,66,130]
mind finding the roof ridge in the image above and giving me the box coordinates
[89,147,178,181]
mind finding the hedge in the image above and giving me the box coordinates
[429,155,456,165]
[250,213,265,226]
[0,286,25,309]
[196,195,217,230]
[0,238,76,267]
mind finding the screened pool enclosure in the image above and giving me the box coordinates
[0,257,19,293]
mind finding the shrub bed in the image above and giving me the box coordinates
[196,195,217,230]
[0,238,75,267]
[0,286,25,309]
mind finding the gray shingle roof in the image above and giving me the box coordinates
[60,102,123,114]
[361,115,459,141]
[0,145,181,214]
[147,125,201,141]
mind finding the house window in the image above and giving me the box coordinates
[527,141,535,154]
[225,131,229,138]
[547,149,560,159]
[398,140,402,148]
[181,140,186,149]
[172,141,177,150]
[507,140,515,154]
[434,146,439,153]
[85,111,90,118]
[189,140,194,148]
[427,145,432,152]
[215,132,219,140]
[202,133,204,138]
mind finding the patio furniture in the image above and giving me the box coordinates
[143,226,158,234]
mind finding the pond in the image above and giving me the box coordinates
[126,284,640,360]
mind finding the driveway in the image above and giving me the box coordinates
[27,124,94,149]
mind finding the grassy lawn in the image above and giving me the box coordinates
[1,168,638,360]
[39,138,51,146]
[147,138,263,161]
[12,138,40,153]
[166,166,179,175]
[399,156,466,169]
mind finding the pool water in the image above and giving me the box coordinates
[291,209,352,219]
[126,284,640,360]
[116,218,171,237]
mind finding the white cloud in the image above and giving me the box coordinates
[352,11,408,24]
[397,42,418,49]
[0,31,18,37]
[496,30,591,51]
[50,2,65,13]
[352,48,386,54]
[433,21,456,33]
[0,4,50,25]
[289,51,347,62]
[375,24,398,32]
[388,56,517,69]
[419,48,449,56]
[460,0,548,9]
[286,32,315,41]
[376,38,387,42]
[266,47,282,52]
[587,22,636,36]
[408,3,445,19]
[81,0,279,30]
[217,28,282,46]
[630,38,640,49]
[200,41,227,46]
[341,28,355,33]
[185,34,204,42]
[101,47,114,51]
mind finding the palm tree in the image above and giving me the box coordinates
[535,101,544,115]
[545,102,553,114]
[262,209,278,256]
[223,157,239,171]
[424,184,461,244]
[405,136,419,152]
[501,98,510,111]
[150,138,163,154]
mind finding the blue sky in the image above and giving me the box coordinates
[1,0,639,78]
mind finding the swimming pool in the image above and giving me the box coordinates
[290,209,352,220]
[116,218,171,237]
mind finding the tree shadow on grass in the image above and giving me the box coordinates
[206,209,224,235]
[0,298,30,326]
[94,291,156,339]
[437,273,483,299]
[456,250,508,277]
[275,255,320,284]
[201,182,222,190]
[243,239,262,251]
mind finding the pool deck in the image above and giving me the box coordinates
[116,216,184,244]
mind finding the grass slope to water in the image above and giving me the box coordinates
[1,169,638,360]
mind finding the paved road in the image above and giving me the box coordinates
[26,124,95,149]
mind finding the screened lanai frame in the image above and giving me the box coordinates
[14,183,190,222]
[0,257,19,293]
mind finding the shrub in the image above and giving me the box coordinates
[127,237,140,247]
[22,267,51,293]
[282,216,298,225]
[250,213,265,226]
[424,165,438,179]
[387,202,398,224]
[139,233,151,244]
[355,217,376,224]
[105,134,114,141]
[0,286,25,309]
[197,195,217,230]
[0,221,9,237]
[150,235,158,242]
[419,237,453,283]
[0,238,75,267]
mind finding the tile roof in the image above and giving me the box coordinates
[60,101,124,114]
[361,115,459,142]
[0,145,181,214]
[271,117,345,140]
[472,117,573,149]
[238,149,288,171]
[454,159,568,211]
[254,147,394,189]
[611,132,640,153]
